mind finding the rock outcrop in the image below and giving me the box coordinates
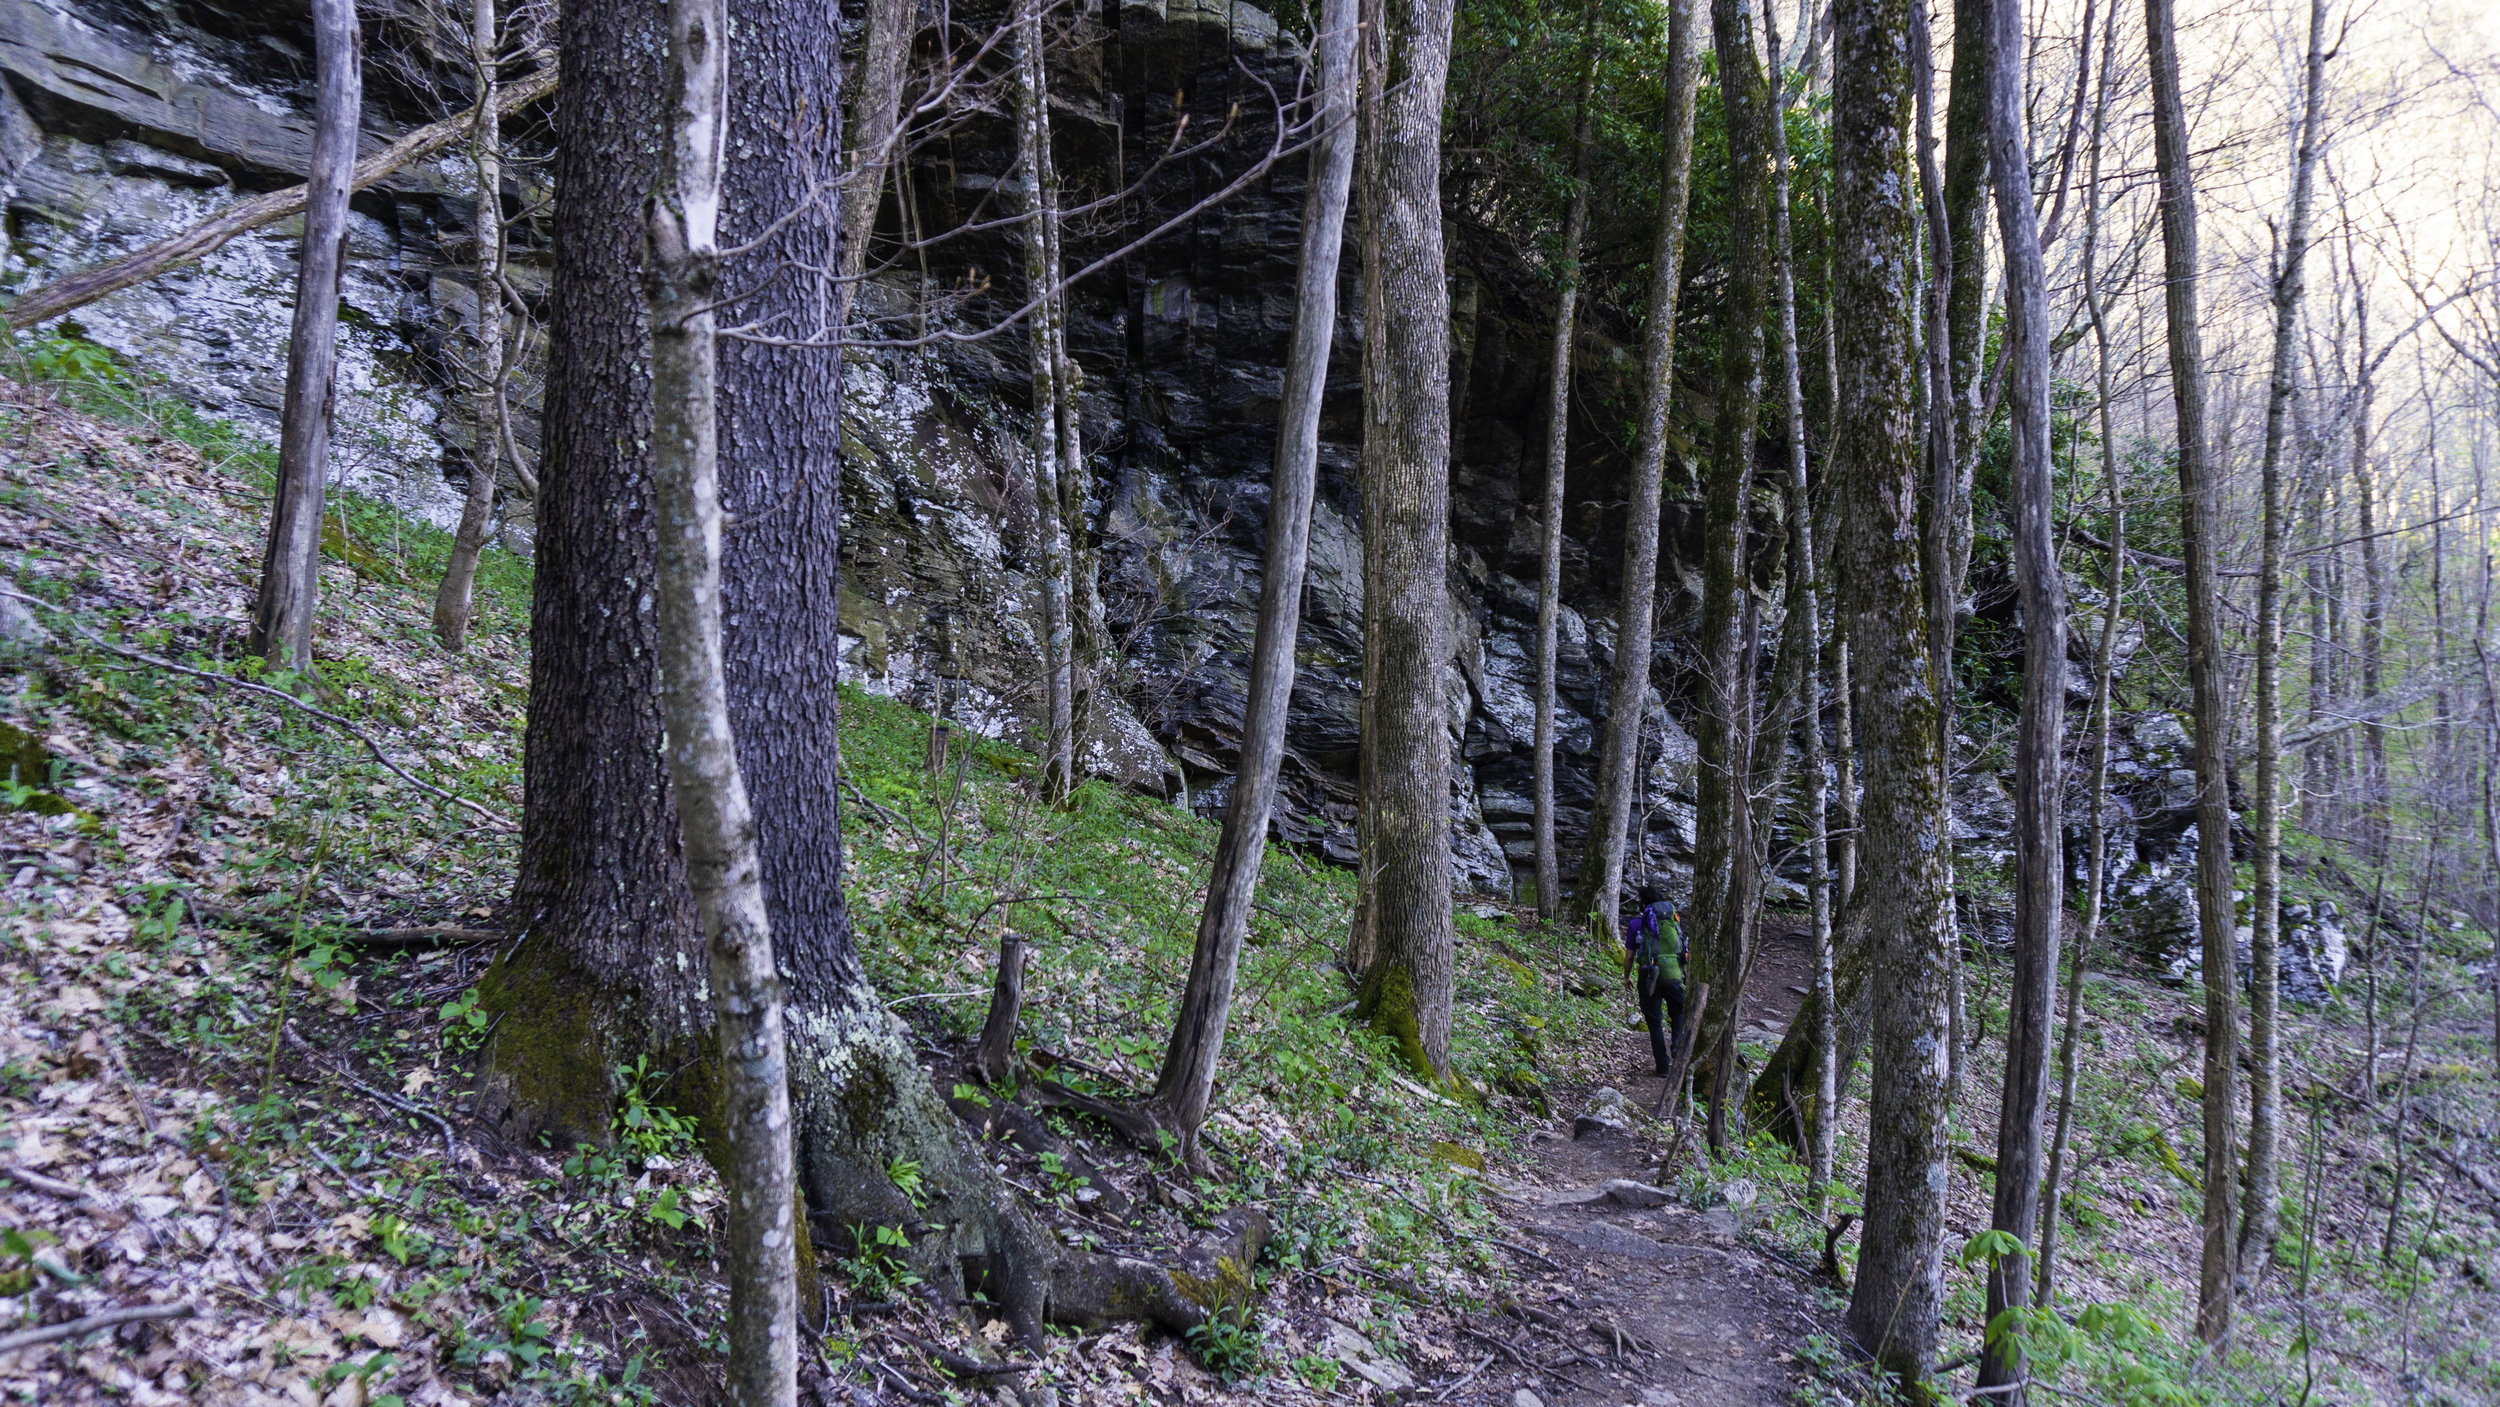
[13,0,2204,917]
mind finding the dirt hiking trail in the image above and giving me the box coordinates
[1443,926,1835,1407]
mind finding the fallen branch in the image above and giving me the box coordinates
[884,1332,1035,1378]
[4,67,559,332]
[0,587,514,832]
[186,899,498,949]
[283,1025,459,1163]
[0,1302,195,1355]
[0,1163,109,1209]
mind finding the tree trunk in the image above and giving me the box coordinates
[2037,8,2119,1306]
[2239,0,2330,1278]
[974,934,1029,1086]
[1016,5,1078,802]
[1930,0,1992,1111]
[1354,0,1460,1081]
[832,0,913,331]
[249,0,360,674]
[1147,0,1358,1155]
[1761,0,1830,1202]
[1567,0,1702,933]
[433,0,507,652]
[1692,0,1774,1147]
[711,0,1196,1346]
[1834,0,1953,1386]
[1535,28,1599,925]
[1977,0,2066,1393]
[2144,0,2241,1346]
[478,0,705,1151]
[644,2,798,1396]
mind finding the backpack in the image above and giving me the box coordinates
[1632,905,1684,982]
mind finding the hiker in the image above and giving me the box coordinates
[1620,883,1687,1077]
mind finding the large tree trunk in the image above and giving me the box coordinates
[645,0,798,1395]
[1148,0,1359,1156]
[1833,0,1952,1386]
[2239,0,2330,1278]
[1567,0,1702,933]
[2037,8,2119,1306]
[477,0,706,1150]
[433,0,508,652]
[1692,0,1774,1152]
[1977,0,2066,1395]
[1354,0,1460,1081]
[2144,0,2241,1346]
[248,0,360,674]
[1535,28,1599,926]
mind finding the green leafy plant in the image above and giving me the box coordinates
[837,1223,920,1300]
[1186,1314,1263,1382]
[614,1056,696,1162]
[886,1156,926,1208]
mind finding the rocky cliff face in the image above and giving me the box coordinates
[3,0,2311,957]
[0,0,542,531]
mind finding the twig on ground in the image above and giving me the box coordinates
[1430,1353,1496,1401]
[0,1163,110,1209]
[0,585,513,831]
[0,1302,195,1355]
[283,1024,459,1163]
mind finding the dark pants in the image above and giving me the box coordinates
[1637,971,1686,1076]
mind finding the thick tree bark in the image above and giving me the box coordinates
[2239,0,2330,1278]
[1568,0,1701,933]
[2037,9,2119,1306]
[1148,0,1358,1153]
[1017,5,1078,802]
[433,0,508,652]
[1535,29,1599,925]
[2,68,557,335]
[478,0,705,1150]
[248,0,360,674]
[2144,0,2240,1346]
[1693,0,1774,1151]
[1977,0,2065,1394]
[644,1,798,1396]
[1834,0,1953,1385]
[1354,0,1460,1080]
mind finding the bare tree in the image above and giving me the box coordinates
[1694,0,1775,1156]
[2037,1,2121,1306]
[1354,0,1461,1080]
[1534,15,1600,925]
[1761,0,1834,1208]
[2144,0,2241,1345]
[434,0,513,650]
[2239,0,2332,1278]
[249,0,362,673]
[1977,0,2069,1393]
[1835,0,1954,1385]
[1015,1,1078,801]
[1147,0,1358,1158]
[1568,0,1703,934]
[642,0,797,1396]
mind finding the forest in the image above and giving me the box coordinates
[0,0,2493,1402]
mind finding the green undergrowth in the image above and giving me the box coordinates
[5,331,533,639]
[834,682,1633,1301]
